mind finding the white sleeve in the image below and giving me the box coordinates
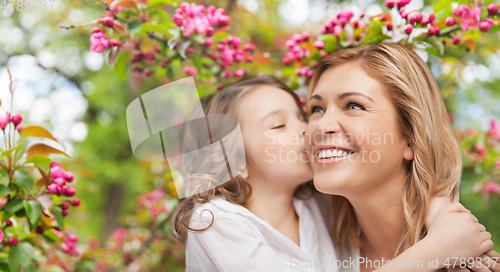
[185,210,287,272]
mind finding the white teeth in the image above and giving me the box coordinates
[316,148,353,159]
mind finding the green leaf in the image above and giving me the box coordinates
[4,200,23,214]
[425,47,440,57]
[51,206,64,230]
[192,53,202,72]
[8,242,34,272]
[433,0,453,14]
[1,146,20,158]
[23,155,51,168]
[128,20,142,35]
[149,8,169,20]
[212,31,229,42]
[426,36,445,56]
[147,0,172,8]
[24,200,42,232]
[0,185,14,198]
[166,65,175,80]
[14,171,34,191]
[114,52,130,81]
[0,258,10,272]
[435,8,453,22]
[141,22,171,36]
[43,231,62,243]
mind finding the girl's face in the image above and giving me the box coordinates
[237,85,313,189]
[305,62,414,197]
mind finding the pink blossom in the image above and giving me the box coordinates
[243,43,256,52]
[488,3,499,15]
[234,68,244,77]
[385,0,395,9]
[183,66,197,76]
[488,117,500,139]
[445,17,456,26]
[313,41,325,49]
[485,181,500,193]
[479,19,495,32]
[173,14,184,26]
[231,37,242,48]
[474,144,486,155]
[457,5,481,31]
[0,111,10,130]
[220,49,234,65]
[90,32,109,53]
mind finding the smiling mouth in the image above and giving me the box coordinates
[315,148,356,161]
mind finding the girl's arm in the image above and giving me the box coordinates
[373,203,495,272]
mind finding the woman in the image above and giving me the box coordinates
[304,43,498,271]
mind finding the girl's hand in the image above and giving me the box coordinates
[423,203,494,269]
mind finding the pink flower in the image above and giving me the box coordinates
[457,5,481,31]
[488,3,499,15]
[474,144,486,155]
[243,43,256,52]
[479,19,495,32]
[385,0,395,9]
[0,111,10,130]
[404,24,413,34]
[231,37,242,48]
[183,66,197,76]
[488,117,500,139]
[90,32,109,53]
[234,68,244,77]
[109,39,119,47]
[313,41,325,49]
[445,17,456,26]
[205,38,213,46]
[173,14,184,27]
[485,181,500,193]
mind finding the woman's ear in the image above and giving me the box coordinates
[403,142,414,161]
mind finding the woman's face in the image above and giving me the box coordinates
[237,85,313,188]
[305,62,414,197]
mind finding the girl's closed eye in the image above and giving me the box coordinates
[272,123,285,129]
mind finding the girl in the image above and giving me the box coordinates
[170,75,493,271]
[305,43,498,272]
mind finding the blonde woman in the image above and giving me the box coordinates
[305,43,499,272]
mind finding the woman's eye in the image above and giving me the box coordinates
[272,124,285,129]
[347,102,364,110]
[311,106,325,114]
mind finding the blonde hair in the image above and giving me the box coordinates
[307,43,462,254]
[170,75,312,242]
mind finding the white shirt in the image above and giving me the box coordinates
[185,192,338,272]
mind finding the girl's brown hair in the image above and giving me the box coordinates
[307,43,462,254]
[170,75,311,242]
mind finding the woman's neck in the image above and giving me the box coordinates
[347,171,408,262]
[244,180,300,245]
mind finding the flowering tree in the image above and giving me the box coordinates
[0,67,81,271]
